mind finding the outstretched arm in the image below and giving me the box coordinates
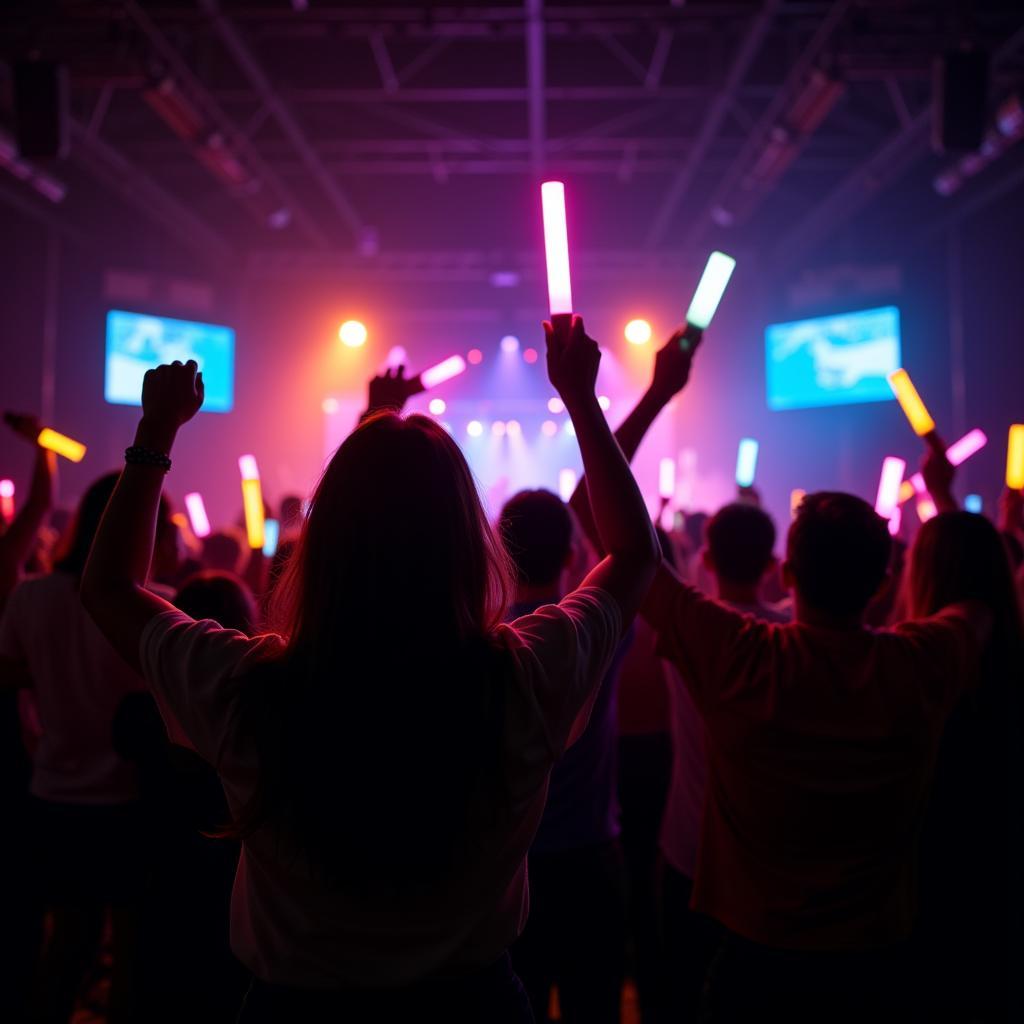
[82,361,205,672]
[920,433,957,515]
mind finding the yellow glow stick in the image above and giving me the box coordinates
[241,478,265,549]
[37,427,86,463]
[898,480,916,504]
[887,369,935,436]
[1007,424,1024,489]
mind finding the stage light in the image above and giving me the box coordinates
[421,355,467,389]
[523,348,539,364]
[887,369,935,436]
[321,397,340,415]
[735,438,758,488]
[501,335,520,354]
[262,519,280,558]
[338,320,367,348]
[541,420,558,437]
[548,397,565,414]
[625,319,652,345]
[184,492,211,539]
[492,421,506,437]
[428,398,447,415]
[965,494,983,513]
[386,346,407,368]
[1008,424,1024,489]
[467,348,484,365]
[790,489,806,518]
[506,420,522,436]
[37,428,86,463]
[597,396,611,411]
[686,251,736,330]
[659,458,676,500]
[0,479,13,523]
[466,420,483,438]
[558,468,577,502]
[874,456,906,521]
[541,181,573,316]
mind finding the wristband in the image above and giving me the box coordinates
[124,445,172,472]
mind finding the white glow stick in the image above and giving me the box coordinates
[420,355,467,389]
[901,428,988,501]
[262,518,280,558]
[686,251,736,330]
[659,458,676,500]
[541,181,573,316]
[238,454,259,481]
[874,456,906,521]
[735,438,759,488]
[558,468,577,503]
[183,492,211,538]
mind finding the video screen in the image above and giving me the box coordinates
[765,305,901,411]
[104,310,235,413]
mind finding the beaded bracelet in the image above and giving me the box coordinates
[124,445,172,472]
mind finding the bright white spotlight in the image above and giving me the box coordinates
[564,420,576,437]
[625,319,652,345]
[321,397,340,415]
[558,468,577,502]
[428,398,447,415]
[506,419,521,436]
[492,420,507,437]
[338,320,368,347]
[500,335,520,353]
[541,420,558,437]
[597,395,611,411]
[466,420,483,438]
[547,397,565,414]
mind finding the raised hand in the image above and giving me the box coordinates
[3,411,42,443]
[920,433,955,512]
[366,366,425,415]
[141,360,205,433]
[544,314,601,411]
[649,327,701,404]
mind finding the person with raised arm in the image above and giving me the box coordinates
[80,326,658,1022]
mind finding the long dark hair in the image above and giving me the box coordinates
[225,413,515,877]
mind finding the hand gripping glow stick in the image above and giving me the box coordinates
[874,457,906,521]
[558,468,577,503]
[735,438,759,488]
[238,454,265,550]
[183,492,211,539]
[686,251,737,330]
[659,458,676,500]
[262,518,280,558]
[420,355,467,389]
[899,428,988,503]
[1007,424,1024,490]
[887,369,935,436]
[37,427,86,463]
[0,479,13,523]
[541,181,573,317]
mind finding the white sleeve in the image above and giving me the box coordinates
[501,586,622,758]
[139,609,282,767]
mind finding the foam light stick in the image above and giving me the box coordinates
[916,496,937,523]
[899,428,989,502]
[262,519,280,558]
[964,494,983,514]
[874,456,906,521]
[659,458,676,500]
[238,454,265,550]
[1007,424,1024,489]
[790,488,806,518]
[37,427,86,463]
[558,468,577,503]
[888,505,903,537]
[183,492,211,539]
[541,181,573,318]
[887,369,935,437]
[0,479,13,523]
[735,438,759,488]
[420,355,467,389]
[686,251,737,330]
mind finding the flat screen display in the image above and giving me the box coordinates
[105,309,235,412]
[765,305,901,411]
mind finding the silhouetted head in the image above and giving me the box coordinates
[499,488,573,592]
[704,502,776,586]
[784,492,891,618]
[174,570,258,634]
[202,529,245,575]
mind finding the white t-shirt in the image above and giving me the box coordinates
[660,597,791,880]
[138,585,621,989]
[0,572,146,804]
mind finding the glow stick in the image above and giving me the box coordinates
[420,355,467,389]
[887,369,935,436]
[916,496,937,523]
[735,438,759,488]
[238,454,259,481]
[37,427,86,463]
[900,428,989,502]
[659,458,676,500]
[686,251,737,330]
[0,478,13,523]
[888,505,903,536]
[183,492,211,538]
[964,494,983,514]
[541,181,573,316]
[790,489,806,518]
[241,479,265,549]
[558,468,577,503]
[1007,424,1024,489]
[899,480,916,504]
[874,456,906,520]
[262,518,280,558]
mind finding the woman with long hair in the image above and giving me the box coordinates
[903,451,1024,1021]
[81,317,659,1022]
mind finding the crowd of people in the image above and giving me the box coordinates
[0,316,1020,1023]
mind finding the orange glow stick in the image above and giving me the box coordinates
[37,427,86,463]
[887,369,935,436]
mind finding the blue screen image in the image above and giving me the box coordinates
[105,310,235,412]
[765,306,901,411]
